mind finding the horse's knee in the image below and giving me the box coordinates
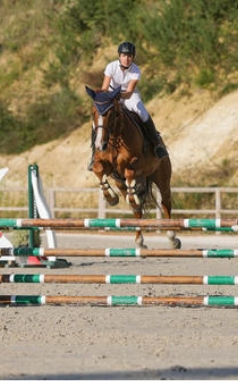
[100,175,119,206]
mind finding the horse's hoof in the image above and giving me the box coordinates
[136,244,148,249]
[108,196,119,206]
[135,239,147,249]
[171,238,182,249]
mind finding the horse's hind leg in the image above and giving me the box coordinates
[115,178,146,248]
[160,195,181,249]
[153,164,181,249]
[132,209,147,249]
[161,200,181,249]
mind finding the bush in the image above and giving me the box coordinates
[2,0,238,154]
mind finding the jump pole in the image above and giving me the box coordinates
[1,247,238,259]
[0,218,237,230]
[1,294,238,306]
[1,274,238,285]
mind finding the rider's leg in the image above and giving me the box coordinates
[124,95,168,159]
[87,128,96,171]
[142,116,168,159]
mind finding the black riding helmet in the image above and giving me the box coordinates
[118,42,136,57]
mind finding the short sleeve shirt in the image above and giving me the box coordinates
[104,60,141,92]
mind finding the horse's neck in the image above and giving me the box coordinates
[115,108,144,151]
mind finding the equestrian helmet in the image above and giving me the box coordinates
[118,42,136,57]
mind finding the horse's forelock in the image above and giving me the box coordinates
[94,102,114,116]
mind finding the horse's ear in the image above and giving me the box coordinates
[85,85,95,99]
[108,86,121,100]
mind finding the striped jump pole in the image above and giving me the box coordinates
[1,294,238,307]
[1,274,238,285]
[1,247,238,259]
[0,218,237,230]
[106,226,235,232]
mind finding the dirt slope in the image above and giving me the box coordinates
[0,89,237,188]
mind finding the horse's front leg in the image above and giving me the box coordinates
[93,161,119,206]
[124,168,141,209]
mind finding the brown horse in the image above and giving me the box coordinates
[86,85,181,249]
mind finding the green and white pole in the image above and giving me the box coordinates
[1,294,238,307]
[1,274,238,285]
[1,247,238,259]
[0,218,237,230]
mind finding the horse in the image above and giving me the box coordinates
[85,85,181,249]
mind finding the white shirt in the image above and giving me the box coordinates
[104,59,148,121]
[104,60,141,92]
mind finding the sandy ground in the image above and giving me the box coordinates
[1,230,238,380]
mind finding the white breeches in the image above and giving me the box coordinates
[120,91,149,122]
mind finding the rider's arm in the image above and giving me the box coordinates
[101,75,111,91]
[120,79,138,99]
[102,75,138,100]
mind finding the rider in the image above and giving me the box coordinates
[88,41,168,170]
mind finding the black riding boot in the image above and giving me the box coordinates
[142,116,168,159]
[87,129,96,171]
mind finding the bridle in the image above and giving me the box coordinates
[93,100,120,151]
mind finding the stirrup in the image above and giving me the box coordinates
[154,144,168,159]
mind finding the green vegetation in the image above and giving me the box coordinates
[1,0,238,153]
